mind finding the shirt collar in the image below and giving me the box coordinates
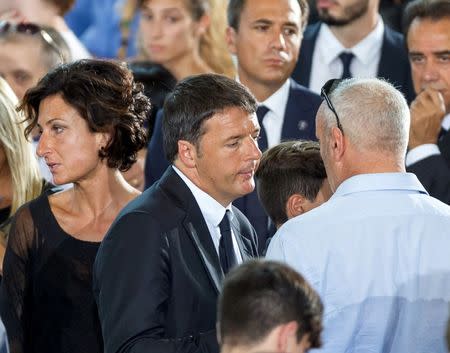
[319,16,384,66]
[332,172,428,199]
[260,78,291,119]
[172,166,232,227]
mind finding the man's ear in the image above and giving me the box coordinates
[177,140,197,168]
[277,321,299,352]
[286,194,306,220]
[226,26,238,55]
[330,126,346,161]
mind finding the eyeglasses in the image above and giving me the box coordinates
[321,79,344,134]
[0,21,64,63]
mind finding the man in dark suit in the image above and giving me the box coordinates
[94,74,260,353]
[291,0,415,103]
[403,0,450,204]
[226,0,321,252]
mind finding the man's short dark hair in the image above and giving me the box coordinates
[255,140,327,226]
[21,59,150,172]
[218,259,323,349]
[162,73,257,162]
[227,0,309,31]
[403,0,450,38]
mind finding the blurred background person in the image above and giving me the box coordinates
[64,0,141,59]
[218,260,324,353]
[0,21,70,100]
[0,0,90,60]
[138,0,235,79]
[291,0,415,103]
[0,59,149,353]
[403,0,450,204]
[143,0,236,188]
[0,77,45,275]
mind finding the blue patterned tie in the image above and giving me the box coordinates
[339,52,354,79]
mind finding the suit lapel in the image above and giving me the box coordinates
[230,214,254,262]
[160,168,223,294]
[293,22,321,87]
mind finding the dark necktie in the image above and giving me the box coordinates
[339,52,354,79]
[219,210,237,275]
[256,105,270,152]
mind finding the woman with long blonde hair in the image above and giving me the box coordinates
[0,77,42,270]
[138,0,235,79]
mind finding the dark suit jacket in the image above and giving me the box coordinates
[93,167,258,353]
[407,131,450,204]
[234,80,322,253]
[144,80,320,253]
[292,22,415,103]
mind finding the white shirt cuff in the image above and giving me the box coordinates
[406,144,441,167]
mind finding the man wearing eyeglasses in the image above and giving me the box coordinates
[267,77,450,353]
[403,0,450,204]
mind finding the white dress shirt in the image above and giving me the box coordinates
[259,78,291,148]
[173,166,243,263]
[406,114,450,166]
[309,18,384,94]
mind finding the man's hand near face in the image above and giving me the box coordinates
[409,87,446,150]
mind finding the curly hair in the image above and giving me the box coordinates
[20,59,151,172]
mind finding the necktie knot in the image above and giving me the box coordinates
[338,52,354,79]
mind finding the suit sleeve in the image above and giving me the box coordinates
[407,155,450,204]
[93,212,214,353]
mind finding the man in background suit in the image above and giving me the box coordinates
[94,74,259,353]
[404,0,450,204]
[291,0,415,103]
[226,0,321,252]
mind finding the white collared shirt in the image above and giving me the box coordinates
[406,114,450,166]
[309,17,385,94]
[259,78,291,148]
[172,166,243,263]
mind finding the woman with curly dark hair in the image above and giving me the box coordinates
[0,59,150,353]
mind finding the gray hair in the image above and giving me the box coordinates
[319,78,410,158]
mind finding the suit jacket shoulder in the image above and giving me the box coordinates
[282,80,321,142]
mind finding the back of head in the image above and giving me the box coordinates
[162,73,257,162]
[0,77,41,215]
[20,59,150,172]
[320,78,410,159]
[403,0,450,38]
[256,140,326,226]
[218,259,323,350]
